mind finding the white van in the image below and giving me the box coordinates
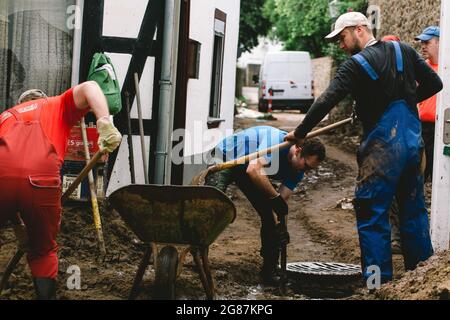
[258,51,314,113]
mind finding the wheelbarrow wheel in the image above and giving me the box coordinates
[154,245,178,300]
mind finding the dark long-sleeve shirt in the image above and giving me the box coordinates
[294,41,443,138]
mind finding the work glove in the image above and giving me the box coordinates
[270,194,288,221]
[275,223,290,248]
[97,116,122,153]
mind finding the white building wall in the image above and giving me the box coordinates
[184,0,240,158]
[100,0,153,195]
[73,0,240,189]
[102,0,147,38]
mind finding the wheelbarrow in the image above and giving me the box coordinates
[108,184,236,300]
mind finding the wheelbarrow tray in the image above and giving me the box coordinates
[108,184,236,247]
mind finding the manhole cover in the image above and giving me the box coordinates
[287,262,362,277]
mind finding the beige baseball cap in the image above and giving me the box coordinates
[325,12,370,41]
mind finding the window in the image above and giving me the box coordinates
[187,39,201,79]
[247,63,261,87]
[208,10,226,121]
[0,0,75,111]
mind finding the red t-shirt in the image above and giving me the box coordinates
[418,60,438,123]
[0,88,89,163]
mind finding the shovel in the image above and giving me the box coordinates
[80,119,106,255]
[190,118,352,185]
[279,215,288,295]
[134,73,149,184]
[0,150,106,294]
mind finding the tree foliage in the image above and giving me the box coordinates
[239,0,272,52]
[263,0,368,58]
[263,0,331,57]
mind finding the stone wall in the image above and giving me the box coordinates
[369,0,441,48]
[312,56,333,98]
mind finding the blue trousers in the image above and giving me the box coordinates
[354,100,434,283]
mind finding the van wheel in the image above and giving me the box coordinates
[258,101,268,113]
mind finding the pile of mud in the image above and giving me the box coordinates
[358,251,450,300]
[0,203,145,300]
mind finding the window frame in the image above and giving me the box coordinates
[208,9,227,128]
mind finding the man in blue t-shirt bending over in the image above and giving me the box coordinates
[208,126,326,285]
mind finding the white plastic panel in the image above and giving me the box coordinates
[106,135,151,196]
[102,0,148,38]
[131,57,155,120]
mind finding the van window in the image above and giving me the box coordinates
[267,61,307,82]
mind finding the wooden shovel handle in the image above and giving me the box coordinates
[304,117,352,139]
[211,118,352,173]
[61,151,104,204]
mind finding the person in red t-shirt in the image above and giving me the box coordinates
[415,26,440,182]
[0,81,122,299]
[382,35,400,42]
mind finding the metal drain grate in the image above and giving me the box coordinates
[287,262,362,277]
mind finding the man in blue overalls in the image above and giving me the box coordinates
[285,12,443,284]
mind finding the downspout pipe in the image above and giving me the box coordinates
[71,0,84,86]
[154,0,180,185]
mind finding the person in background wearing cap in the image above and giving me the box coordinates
[0,81,122,299]
[285,12,442,285]
[382,35,400,42]
[415,26,440,182]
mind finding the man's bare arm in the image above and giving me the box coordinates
[279,185,293,201]
[246,158,278,198]
[73,81,110,119]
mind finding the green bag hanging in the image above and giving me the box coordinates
[87,52,122,115]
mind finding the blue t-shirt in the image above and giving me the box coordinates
[216,126,304,190]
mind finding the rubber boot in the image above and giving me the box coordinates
[33,278,56,300]
[260,253,281,286]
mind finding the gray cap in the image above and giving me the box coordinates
[18,89,48,104]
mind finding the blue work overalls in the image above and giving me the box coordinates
[352,42,434,283]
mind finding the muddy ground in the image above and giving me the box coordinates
[1,109,448,300]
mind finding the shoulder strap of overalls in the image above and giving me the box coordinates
[388,41,406,100]
[7,108,22,121]
[352,42,406,103]
[352,41,403,78]
[390,41,403,73]
[352,53,379,80]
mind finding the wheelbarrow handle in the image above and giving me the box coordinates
[210,118,352,173]
[0,249,25,294]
